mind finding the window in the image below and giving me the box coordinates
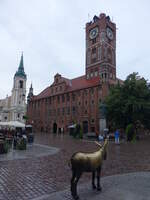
[91,58,96,63]
[67,93,70,101]
[92,38,96,44]
[98,46,102,60]
[72,106,76,113]
[92,48,96,54]
[91,127,95,132]
[60,86,62,91]
[49,97,51,104]
[67,107,70,115]
[72,93,75,101]
[90,88,94,94]
[91,119,95,123]
[48,109,51,116]
[62,95,65,103]
[87,51,91,65]
[62,107,65,115]
[57,96,60,103]
[57,108,60,115]
[84,89,88,96]
[19,80,23,88]
[95,71,98,77]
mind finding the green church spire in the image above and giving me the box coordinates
[14,53,27,79]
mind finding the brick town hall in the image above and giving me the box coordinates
[27,13,122,134]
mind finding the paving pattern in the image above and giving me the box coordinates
[0,133,150,200]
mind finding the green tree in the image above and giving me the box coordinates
[105,72,150,130]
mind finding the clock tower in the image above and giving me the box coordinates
[85,13,116,82]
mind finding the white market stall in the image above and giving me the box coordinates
[0,121,25,128]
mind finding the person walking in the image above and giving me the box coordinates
[115,129,120,144]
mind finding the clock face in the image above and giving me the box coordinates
[89,27,98,39]
[106,27,113,40]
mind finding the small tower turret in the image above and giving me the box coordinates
[27,83,34,102]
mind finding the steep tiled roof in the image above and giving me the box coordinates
[32,75,121,100]
[68,75,100,91]
[33,87,51,99]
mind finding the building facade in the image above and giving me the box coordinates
[0,54,27,123]
[27,13,122,134]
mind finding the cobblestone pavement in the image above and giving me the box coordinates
[0,133,150,200]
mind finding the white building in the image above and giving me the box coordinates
[0,54,27,123]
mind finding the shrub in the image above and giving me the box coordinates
[17,138,27,150]
[78,128,83,139]
[0,141,10,154]
[125,123,135,141]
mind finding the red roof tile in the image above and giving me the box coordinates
[32,74,122,100]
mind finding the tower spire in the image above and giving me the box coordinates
[14,52,26,78]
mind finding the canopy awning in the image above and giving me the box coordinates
[0,121,25,128]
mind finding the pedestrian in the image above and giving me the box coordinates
[13,132,17,149]
[115,129,120,144]
[98,133,104,142]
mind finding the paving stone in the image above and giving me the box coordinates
[0,134,150,200]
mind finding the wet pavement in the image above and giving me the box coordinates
[0,133,150,200]
[0,144,59,161]
[44,172,150,200]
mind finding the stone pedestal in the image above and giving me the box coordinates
[99,118,106,134]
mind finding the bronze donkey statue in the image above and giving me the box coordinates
[70,139,108,200]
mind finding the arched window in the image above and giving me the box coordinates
[107,48,112,63]
[19,80,23,88]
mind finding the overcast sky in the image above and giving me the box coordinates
[0,0,150,98]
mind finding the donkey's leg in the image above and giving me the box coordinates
[97,167,102,191]
[73,172,82,200]
[71,170,76,195]
[92,171,96,189]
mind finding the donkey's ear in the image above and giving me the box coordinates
[94,141,102,148]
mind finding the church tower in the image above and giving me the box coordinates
[85,13,116,82]
[11,53,27,122]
